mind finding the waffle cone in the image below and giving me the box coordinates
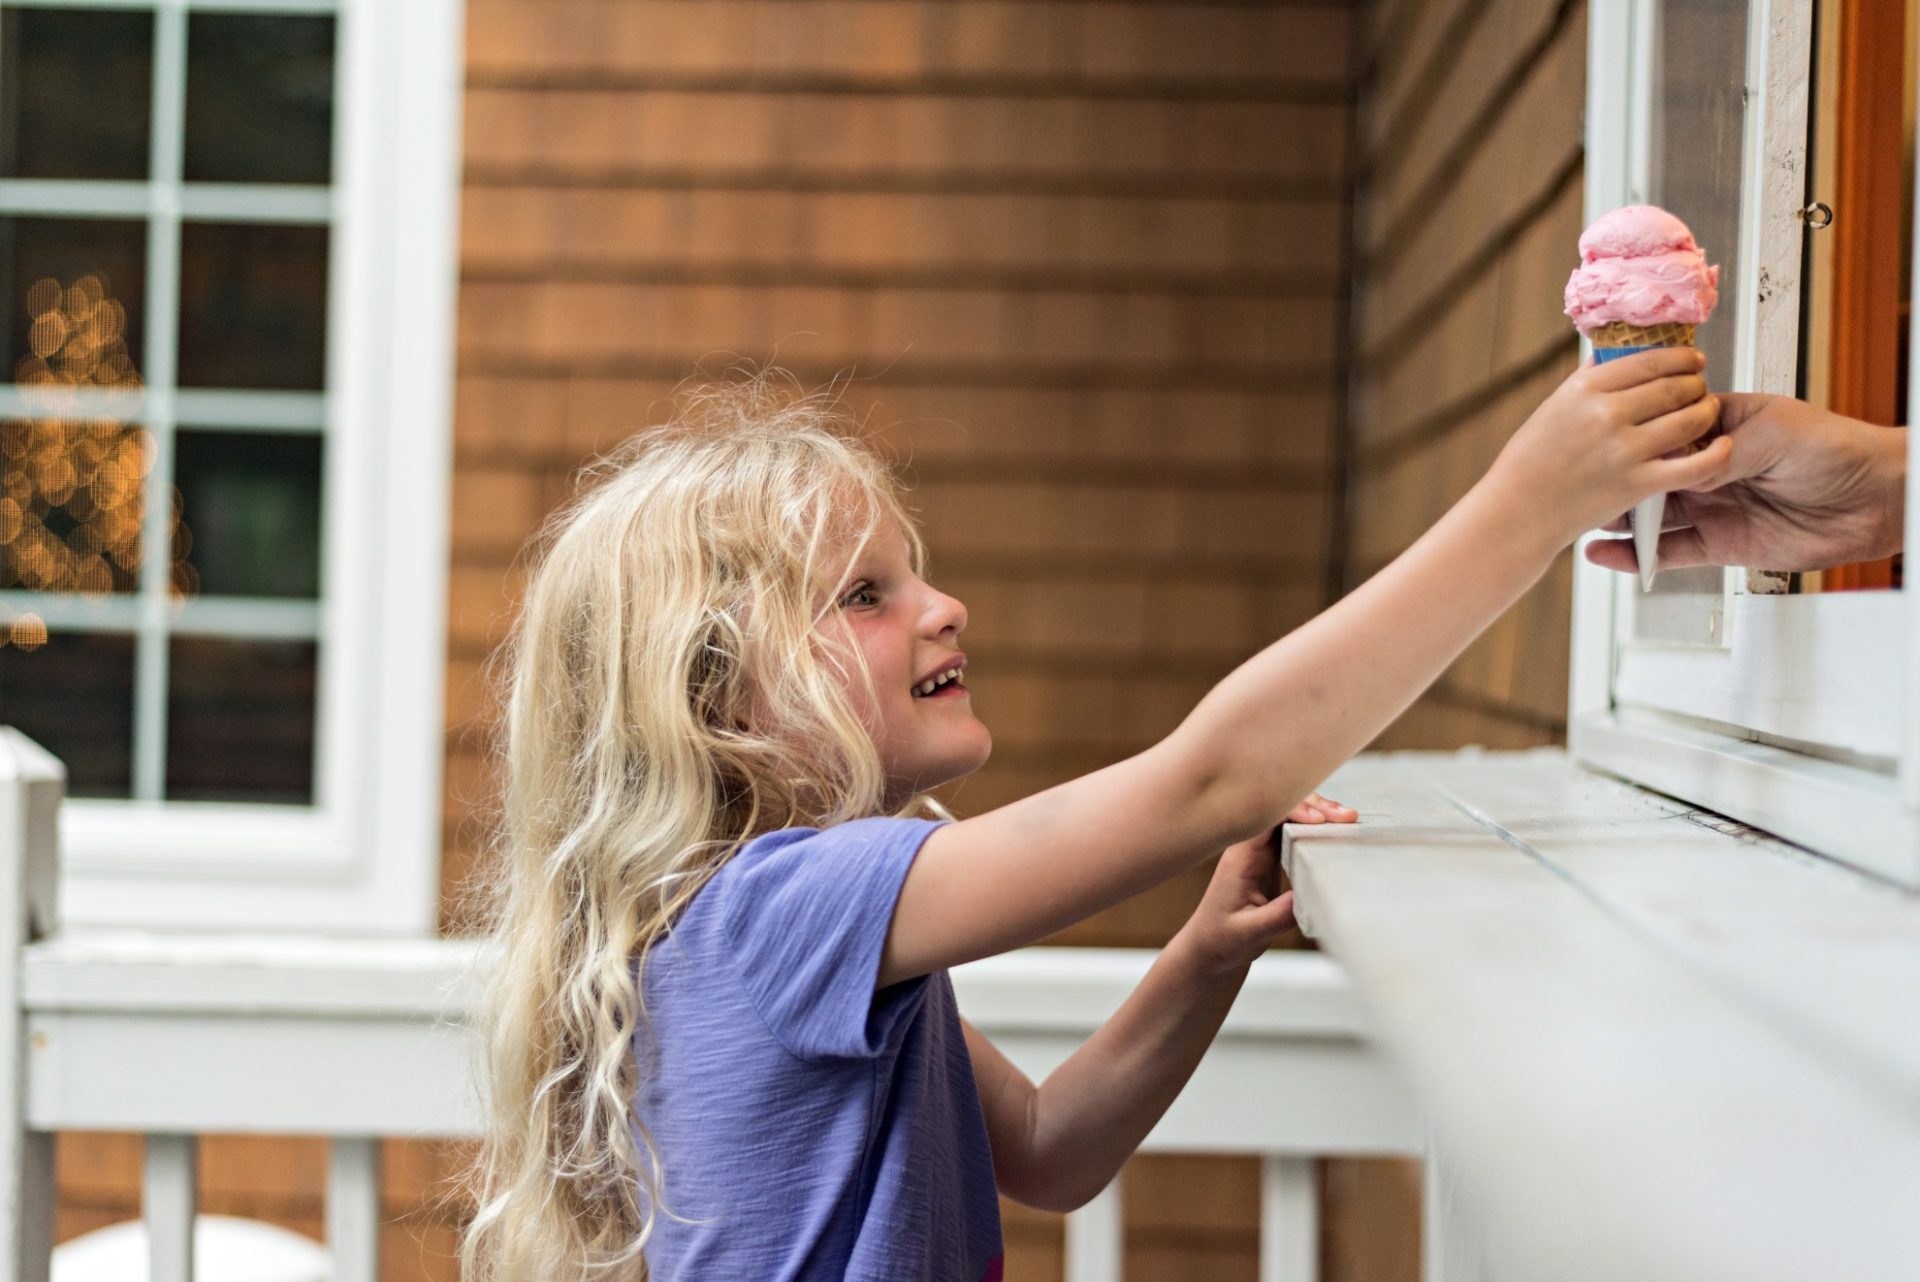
[1588,320,1696,349]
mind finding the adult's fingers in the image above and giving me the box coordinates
[1585,527,1713,573]
[1714,390,1775,433]
[1584,344,1706,391]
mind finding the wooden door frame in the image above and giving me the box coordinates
[1821,0,1907,588]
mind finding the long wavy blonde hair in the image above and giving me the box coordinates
[460,373,941,1280]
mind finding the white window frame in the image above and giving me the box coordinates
[1,0,463,933]
[1570,0,1920,888]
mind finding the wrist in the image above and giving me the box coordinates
[1166,922,1255,982]
[1867,425,1908,559]
[1458,470,1577,566]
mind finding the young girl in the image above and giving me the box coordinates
[463,353,1724,1281]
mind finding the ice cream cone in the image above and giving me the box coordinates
[1588,320,1697,361]
[1586,323,1702,585]
[1566,207,1721,590]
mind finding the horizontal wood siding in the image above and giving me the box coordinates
[1345,0,1587,753]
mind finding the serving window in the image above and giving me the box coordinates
[1572,0,1920,886]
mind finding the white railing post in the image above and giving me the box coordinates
[326,1137,382,1282]
[0,730,60,1282]
[143,1134,197,1282]
[1423,1134,1486,1282]
[1062,1172,1124,1282]
[1260,1155,1318,1282]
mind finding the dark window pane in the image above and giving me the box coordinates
[177,222,327,390]
[166,635,315,804]
[184,14,334,185]
[1,420,151,596]
[0,627,134,798]
[0,219,148,381]
[0,9,154,180]
[174,430,321,598]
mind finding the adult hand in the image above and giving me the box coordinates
[1585,392,1907,573]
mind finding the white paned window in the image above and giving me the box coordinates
[0,0,461,932]
[1572,0,1920,886]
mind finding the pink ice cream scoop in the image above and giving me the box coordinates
[1563,205,1720,334]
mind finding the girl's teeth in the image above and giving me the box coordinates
[920,680,937,694]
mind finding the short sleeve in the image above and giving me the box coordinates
[713,816,946,1061]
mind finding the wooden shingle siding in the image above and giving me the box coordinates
[1345,0,1586,753]
[467,2,1357,91]
[441,3,1364,1280]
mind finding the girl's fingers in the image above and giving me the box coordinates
[1651,432,1736,491]
[1264,890,1298,931]
[1633,393,1720,457]
[1615,372,1709,427]
[1311,793,1358,820]
[1286,793,1358,825]
[1585,345,1705,392]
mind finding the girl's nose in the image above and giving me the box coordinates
[925,590,967,638]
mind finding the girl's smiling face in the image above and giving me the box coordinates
[819,522,991,801]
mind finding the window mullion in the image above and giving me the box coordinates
[132,0,188,804]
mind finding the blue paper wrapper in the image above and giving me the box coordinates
[1593,345,1663,363]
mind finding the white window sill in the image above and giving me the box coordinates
[1283,748,1920,1282]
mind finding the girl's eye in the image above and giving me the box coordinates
[841,584,878,608]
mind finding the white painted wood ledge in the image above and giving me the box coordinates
[1286,748,1920,1282]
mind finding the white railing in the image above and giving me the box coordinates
[0,730,1421,1282]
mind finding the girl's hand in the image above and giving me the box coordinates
[1174,796,1355,976]
[1286,790,1357,825]
[1487,347,1732,544]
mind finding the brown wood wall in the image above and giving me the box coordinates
[1348,0,1587,751]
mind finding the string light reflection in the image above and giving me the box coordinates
[0,274,198,650]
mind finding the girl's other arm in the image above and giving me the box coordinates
[962,942,1242,1213]
[882,348,1727,988]
[964,826,1306,1211]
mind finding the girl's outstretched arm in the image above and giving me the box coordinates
[881,347,1728,989]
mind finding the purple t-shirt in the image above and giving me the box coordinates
[633,816,1005,1282]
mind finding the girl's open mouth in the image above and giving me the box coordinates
[911,667,966,698]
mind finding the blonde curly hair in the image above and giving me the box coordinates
[460,373,944,1280]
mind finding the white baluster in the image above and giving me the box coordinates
[326,1137,382,1282]
[1260,1154,1318,1282]
[0,731,60,1282]
[143,1134,197,1282]
[1062,1172,1123,1282]
[1422,1135,1486,1282]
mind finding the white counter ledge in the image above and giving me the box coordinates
[1284,749,1920,1282]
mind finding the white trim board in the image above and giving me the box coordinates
[1613,589,1906,760]
[1286,750,1920,1282]
[20,940,1420,1158]
[42,0,466,934]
